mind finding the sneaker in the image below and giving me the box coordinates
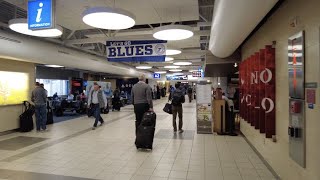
[100,122,104,126]
[173,129,177,133]
[42,129,49,132]
[179,129,184,133]
[92,127,96,130]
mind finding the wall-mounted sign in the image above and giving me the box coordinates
[305,82,317,88]
[306,89,316,104]
[28,0,54,30]
[239,45,276,138]
[153,73,161,79]
[166,75,188,81]
[288,31,305,99]
[106,40,167,62]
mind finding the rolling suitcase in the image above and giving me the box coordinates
[19,101,35,132]
[46,107,54,125]
[135,111,156,150]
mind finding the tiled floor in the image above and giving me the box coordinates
[0,98,277,180]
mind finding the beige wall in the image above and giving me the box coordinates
[0,59,35,132]
[241,0,320,179]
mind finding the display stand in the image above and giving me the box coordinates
[212,100,226,134]
[196,81,212,134]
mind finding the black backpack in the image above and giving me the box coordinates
[171,90,184,106]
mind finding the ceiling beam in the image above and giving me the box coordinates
[65,30,210,45]
[197,22,211,27]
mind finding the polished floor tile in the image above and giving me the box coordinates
[0,98,276,180]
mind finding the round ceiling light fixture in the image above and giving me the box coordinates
[153,25,194,41]
[169,69,182,72]
[173,61,192,66]
[155,71,167,74]
[173,72,184,75]
[165,57,174,61]
[82,7,135,30]
[164,65,180,69]
[8,18,63,37]
[45,65,64,68]
[166,49,181,56]
[136,65,152,69]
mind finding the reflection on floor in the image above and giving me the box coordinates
[0,98,277,180]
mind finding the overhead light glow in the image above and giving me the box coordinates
[166,49,181,56]
[189,70,198,72]
[165,57,174,61]
[136,66,152,69]
[82,7,135,30]
[45,65,64,68]
[234,63,238,67]
[8,18,63,37]
[173,61,192,66]
[173,72,184,75]
[169,69,182,72]
[153,25,194,41]
[155,71,166,74]
[164,65,180,69]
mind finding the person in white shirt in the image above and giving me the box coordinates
[87,82,108,130]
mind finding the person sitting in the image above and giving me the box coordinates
[67,92,74,101]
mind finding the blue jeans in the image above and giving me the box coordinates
[35,104,47,130]
[93,104,104,127]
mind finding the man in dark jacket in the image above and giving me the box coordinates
[31,82,48,132]
[169,83,185,133]
[88,82,108,130]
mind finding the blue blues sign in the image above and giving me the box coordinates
[28,0,54,30]
[153,73,161,79]
[106,40,167,62]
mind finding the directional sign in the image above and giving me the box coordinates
[153,73,161,79]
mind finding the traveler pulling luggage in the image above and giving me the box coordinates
[135,111,156,150]
[19,101,35,132]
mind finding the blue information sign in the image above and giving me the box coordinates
[28,0,54,30]
[154,73,161,79]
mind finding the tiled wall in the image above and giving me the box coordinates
[0,59,35,132]
[241,0,320,179]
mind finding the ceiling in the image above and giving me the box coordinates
[0,0,240,78]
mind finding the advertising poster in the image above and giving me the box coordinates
[0,71,29,106]
[196,82,212,134]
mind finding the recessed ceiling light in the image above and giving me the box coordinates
[169,69,182,72]
[153,25,194,41]
[189,70,198,72]
[234,63,238,67]
[165,57,174,61]
[8,18,63,37]
[164,65,180,69]
[82,7,135,30]
[45,65,64,68]
[166,49,181,56]
[136,65,152,69]
[155,71,167,74]
[173,72,184,75]
[173,61,192,66]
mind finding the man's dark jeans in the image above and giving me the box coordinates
[35,104,47,131]
[92,104,104,127]
[172,105,183,131]
[134,103,149,134]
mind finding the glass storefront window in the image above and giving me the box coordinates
[36,79,69,96]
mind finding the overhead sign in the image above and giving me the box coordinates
[106,40,167,62]
[28,0,54,30]
[166,75,188,81]
[192,71,202,77]
[153,73,161,79]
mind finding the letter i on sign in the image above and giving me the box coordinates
[36,2,43,23]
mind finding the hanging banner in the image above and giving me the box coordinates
[106,40,167,62]
[28,0,54,30]
[239,45,276,138]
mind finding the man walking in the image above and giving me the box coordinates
[169,83,185,133]
[31,82,48,132]
[88,82,108,130]
[187,86,193,103]
[131,74,153,134]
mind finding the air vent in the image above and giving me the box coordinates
[0,35,21,43]
[58,50,70,55]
